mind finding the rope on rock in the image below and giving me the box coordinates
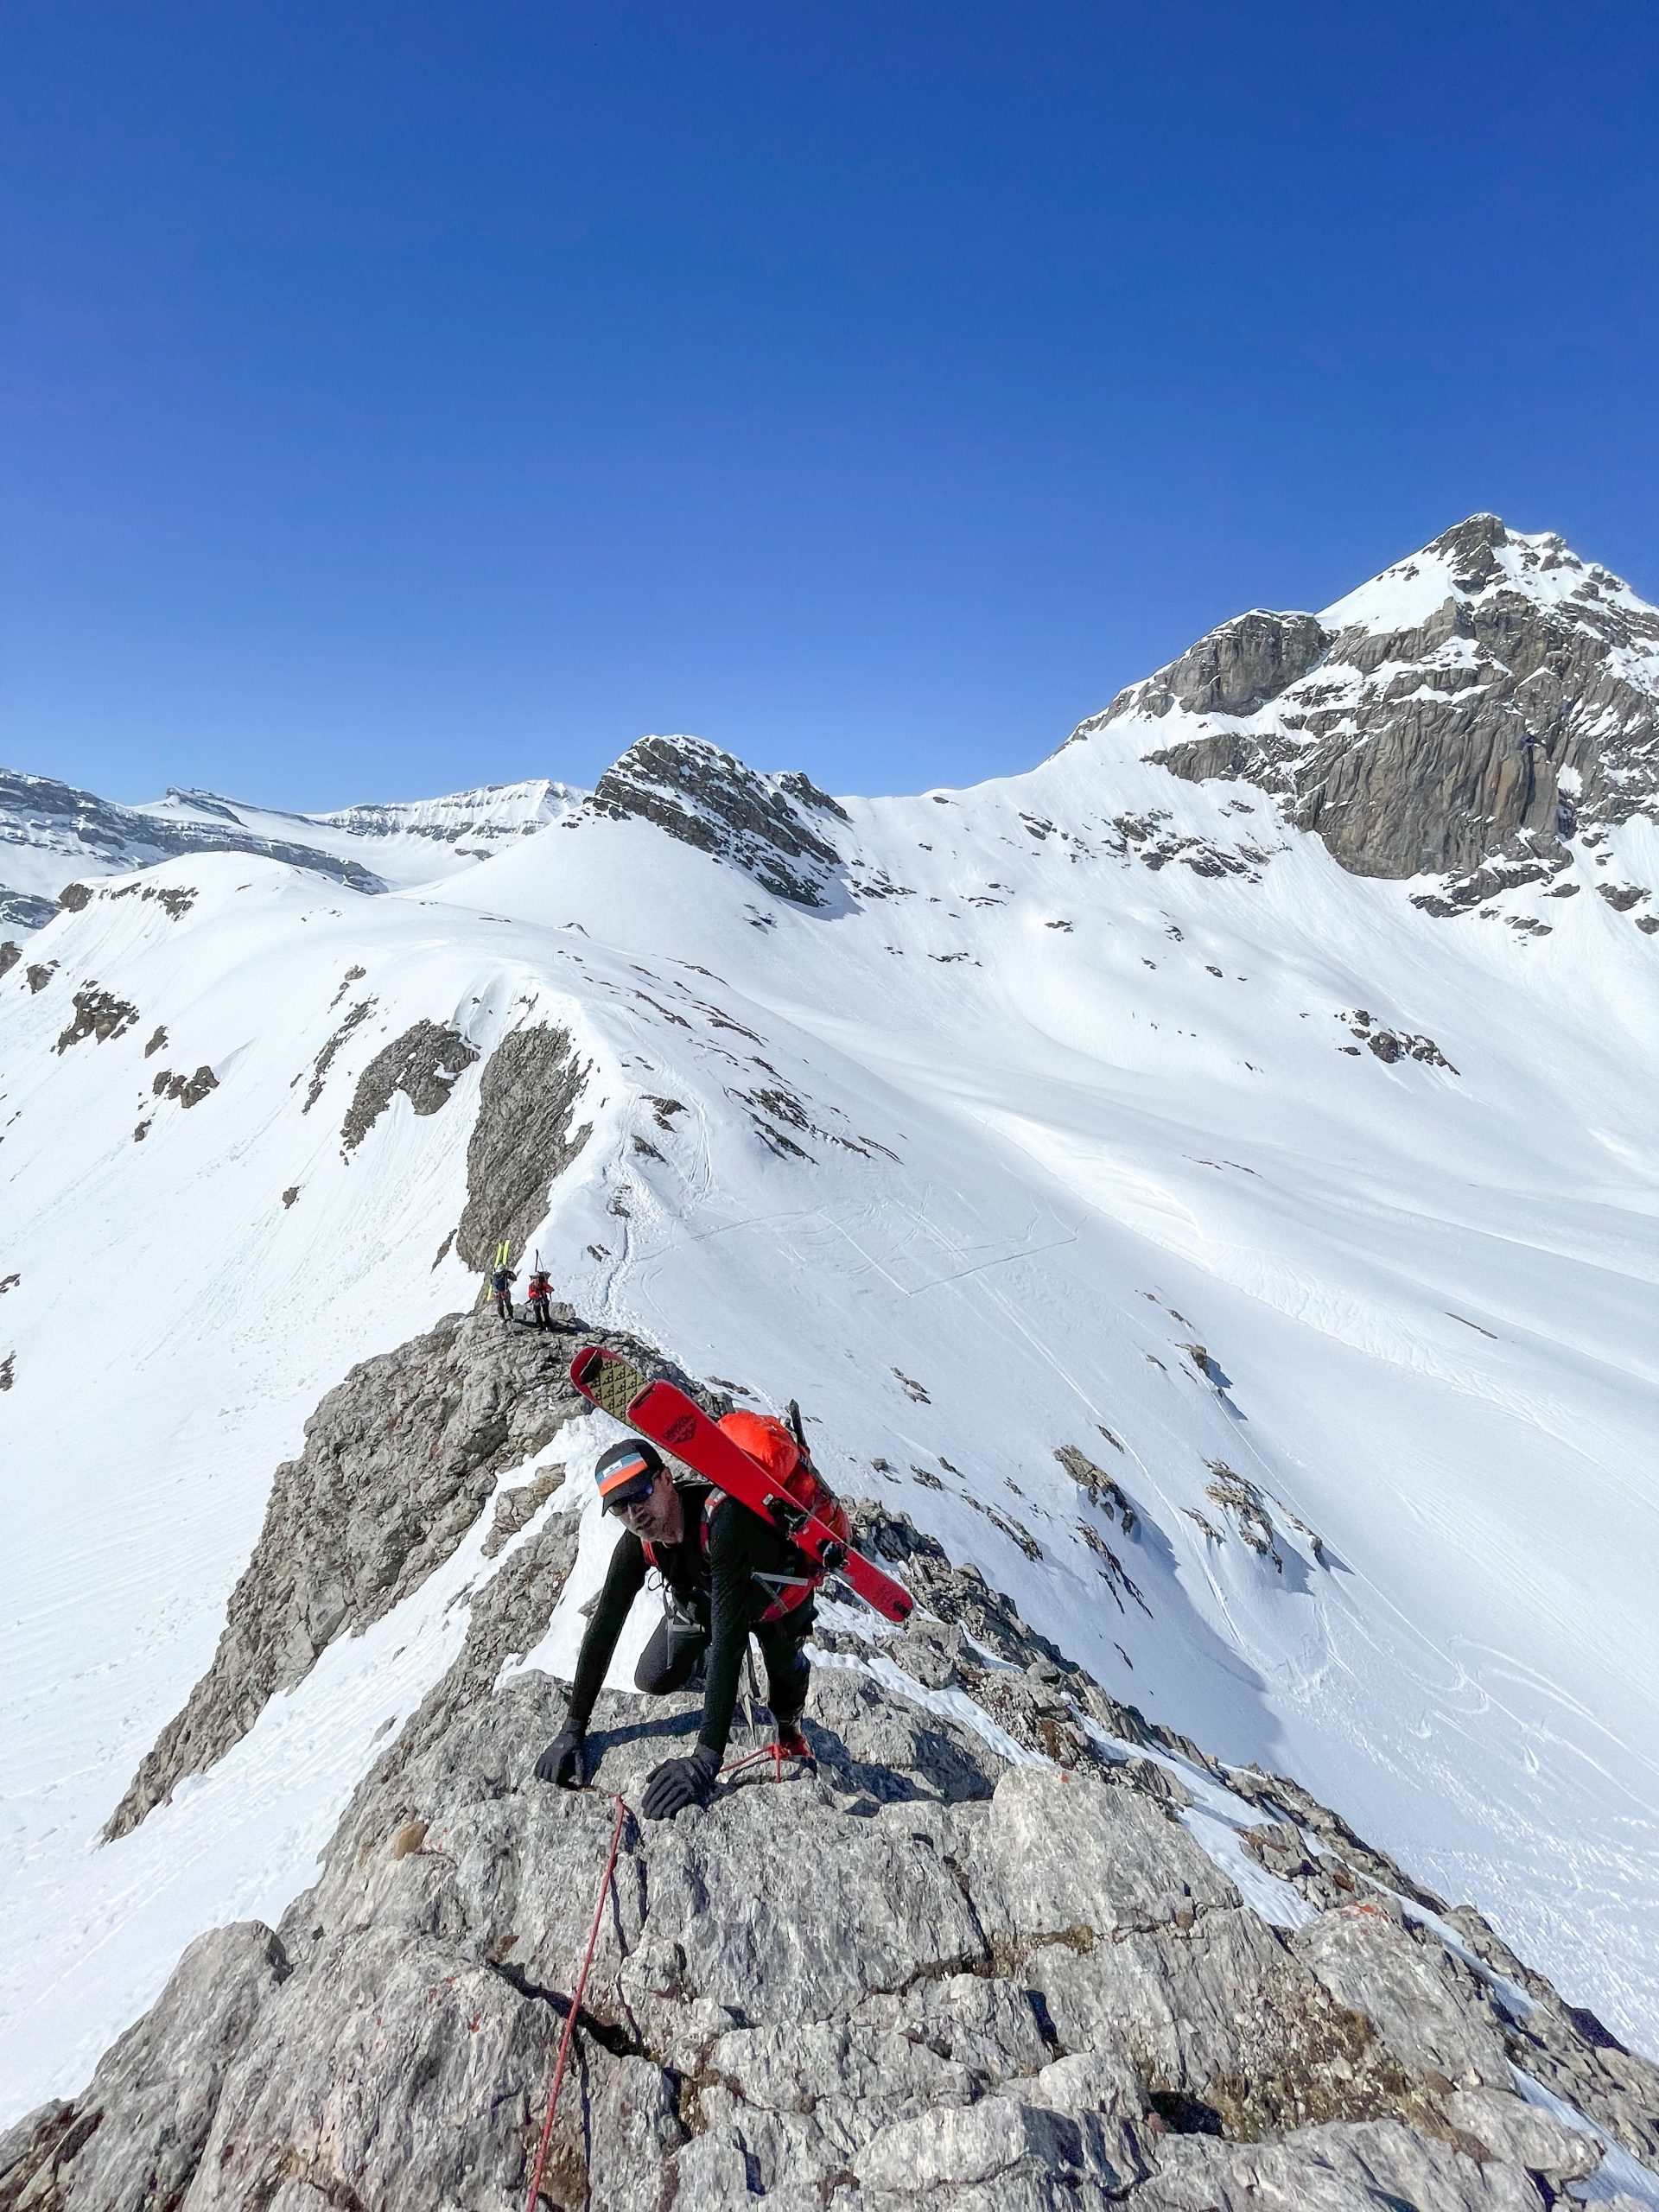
[524,1745,805,2205]
[722,1740,795,1783]
[524,1793,628,2212]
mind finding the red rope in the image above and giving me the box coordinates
[524,1793,627,2212]
[722,1738,815,1782]
[721,1741,785,1781]
[524,1743,804,2205]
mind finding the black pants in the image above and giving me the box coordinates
[634,1605,811,1727]
[530,1297,551,1329]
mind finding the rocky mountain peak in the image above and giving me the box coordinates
[590,733,849,907]
[0,771,595,935]
[0,768,389,931]
[1088,609,1330,727]
[1421,512,1512,593]
[1072,516,1659,899]
[308,779,588,847]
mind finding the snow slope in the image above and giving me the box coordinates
[2,524,1657,2122]
[149,775,588,880]
[0,770,586,923]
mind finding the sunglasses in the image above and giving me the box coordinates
[603,1468,657,1515]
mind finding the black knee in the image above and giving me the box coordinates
[635,1613,707,1695]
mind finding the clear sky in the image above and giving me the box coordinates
[3,2,1656,811]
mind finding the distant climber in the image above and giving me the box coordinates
[490,1262,516,1322]
[535,1421,817,1818]
[525,1266,554,1330]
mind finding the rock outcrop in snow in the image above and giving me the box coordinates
[454,1027,593,1270]
[340,1020,480,1154]
[103,1310,688,1840]
[1077,515,1659,912]
[0,770,389,919]
[592,734,849,908]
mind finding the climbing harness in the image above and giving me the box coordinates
[523,1793,628,2212]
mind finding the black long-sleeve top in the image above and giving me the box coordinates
[563,1489,803,1759]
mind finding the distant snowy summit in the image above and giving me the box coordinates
[0,771,585,930]
[4,514,1656,934]
[1073,514,1659,919]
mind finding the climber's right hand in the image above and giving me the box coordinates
[534,1726,590,1789]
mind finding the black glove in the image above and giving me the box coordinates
[534,1726,589,1789]
[642,1746,720,1821]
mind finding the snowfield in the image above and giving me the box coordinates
[2,534,1657,2126]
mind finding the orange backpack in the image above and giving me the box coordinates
[645,1409,849,1623]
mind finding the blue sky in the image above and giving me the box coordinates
[3,2,1655,810]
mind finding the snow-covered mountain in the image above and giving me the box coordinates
[2,518,1657,2198]
[0,770,587,926]
[1084,512,1659,907]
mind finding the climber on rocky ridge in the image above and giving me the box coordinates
[534,1427,816,1818]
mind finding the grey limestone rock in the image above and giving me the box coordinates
[30,1653,1624,2212]
[892,1612,966,1690]
[484,1465,567,1556]
[104,1309,592,1838]
[1030,1902,1440,2145]
[592,734,844,908]
[1121,609,1331,723]
[854,2094,1148,2201]
[963,1765,1233,1949]
[1442,2086,1601,2185]
[804,1664,1001,1803]
[1293,1902,1512,2088]
[1136,2117,1543,2210]
[1079,515,1659,893]
[454,1024,591,1269]
[340,1017,480,1152]
[0,1921,288,2209]
[41,1315,1649,2209]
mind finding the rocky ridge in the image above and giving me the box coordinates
[102,1303,663,1840]
[22,1302,1659,2211]
[589,735,850,909]
[1071,516,1659,919]
[10,518,1656,943]
[0,770,388,918]
[306,779,587,850]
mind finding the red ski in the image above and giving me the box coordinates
[569,1345,913,1624]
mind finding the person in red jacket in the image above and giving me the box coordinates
[525,1269,554,1329]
